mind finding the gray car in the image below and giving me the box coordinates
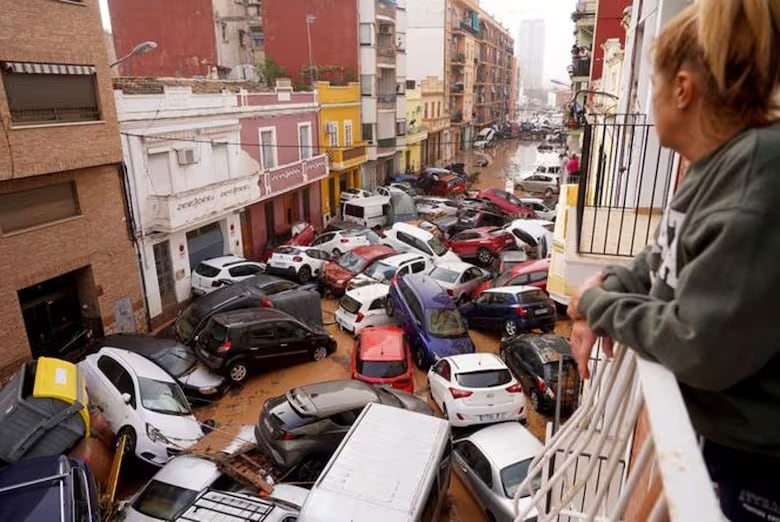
[515,173,560,197]
[255,379,432,481]
[453,422,543,522]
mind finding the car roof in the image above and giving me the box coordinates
[519,198,544,205]
[343,195,390,207]
[486,285,541,294]
[358,327,406,361]
[401,274,454,309]
[447,353,505,372]
[512,334,573,362]
[391,222,434,240]
[212,307,292,327]
[346,283,390,301]
[289,380,378,417]
[466,422,543,470]
[97,347,176,382]
[350,244,395,258]
[200,255,246,269]
[97,333,180,355]
[379,252,428,266]
[150,455,222,490]
[434,260,476,273]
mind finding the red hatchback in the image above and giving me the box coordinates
[472,258,551,298]
[477,188,535,218]
[260,222,316,261]
[352,326,414,393]
[446,227,515,264]
[431,174,466,197]
[321,244,396,295]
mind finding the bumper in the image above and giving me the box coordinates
[135,436,197,467]
[518,316,556,331]
[445,399,525,427]
[334,311,356,335]
[266,264,299,278]
[183,381,230,405]
[323,279,348,296]
[254,424,294,471]
[195,345,227,371]
[191,287,207,297]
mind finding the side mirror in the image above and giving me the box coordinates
[121,393,132,405]
[217,279,234,287]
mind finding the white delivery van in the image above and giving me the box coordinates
[297,402,452,522]
[342,195,392,229]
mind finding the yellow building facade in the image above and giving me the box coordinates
[401,82,428,173]
[316,81,368,221]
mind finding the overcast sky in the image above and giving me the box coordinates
[480,0,575,87]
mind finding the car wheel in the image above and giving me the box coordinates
[504,319,518,337]
[296,456,327,483]
[332,248,342,258]
[227,360,249,384]
[117,426,136,459]
[530,389,541,412]
[298,265,312,284]
[385,298,396,317]
[544,188,555,198]
[413,348,428,370]
[477,247,492,265]
[312,346,328,362]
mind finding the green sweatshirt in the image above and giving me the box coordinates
[579,121,780,457]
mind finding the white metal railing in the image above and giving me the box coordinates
[513,345,722,522]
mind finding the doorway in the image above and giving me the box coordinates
[186,223,224,270]
[153,240,177,310]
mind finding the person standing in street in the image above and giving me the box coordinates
[567,1,780,520]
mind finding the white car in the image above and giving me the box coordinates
[383,222,461,264]
[427,353,525,427]
[427,261,492,304]
[415,196,461,217]
[347,252,433,290]
[335,283,395,335]
[340,188,373,203]
[453,422,543,522]
[265,246,332,283]
[310,228,382,257]
[79,347,204,466]
[504,219,554,259]
[375,184,411,197]
[191,255,265,296]
[518,198,556,221]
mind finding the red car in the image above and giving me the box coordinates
[477,188,536,218]
[260,222,316,261]
[351,326,414,393]
[321,244,396,295]
[431,174,466,197]
[472,258,551,298]
[446,227,515,264]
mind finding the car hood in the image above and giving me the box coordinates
[144,410,204,445]
[380,387,434,416]
[349,273,382,288]
[178,363,225,391]
[322,264,353,281]
[439,249,462,263]
[426,334,475,358]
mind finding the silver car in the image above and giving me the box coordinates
[453,422,543,522]
[515,173,560,197]
[427,261,492,304]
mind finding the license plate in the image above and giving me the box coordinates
[535,309,548,315]
[479,413,499,421]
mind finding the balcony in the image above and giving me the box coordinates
[376,0,396,20]
[376,137,396,156]
[571,57,591,79]
[377,93,396,110]
[326,143,368,171]
[451,52,466,65]
[459,21,480,36]
[512,343,720,521]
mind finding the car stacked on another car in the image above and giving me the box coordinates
[309,228,382,257]
[446,227,515,264]
[254,379,432,481]
[473,258,551,298]
[259,222,317,262]
[382,222,460,263]
[351,326,414,393]
[265,246,332,283]
[191,256,266,296]
[427,353,525,427]
[347,252,433,290]
[339,188,373,203]
[477,188,536,218]
[518,198,556,221]
[195,308,337,384]
[427,261,492,304]
[334,283,395,335]
[444,208,511,238]
[387,274,475,369]
[320,244,396,296]
[415,196,462,218]
[460,286,556,336]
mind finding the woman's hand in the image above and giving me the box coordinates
[568,272,605,321]
[571,320,614,380]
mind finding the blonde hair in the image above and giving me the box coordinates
[654,0,780,126]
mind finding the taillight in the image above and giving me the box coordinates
[340,238,349,243]
[516,307,529,317]
[280,431,300,441]
[506,383,523,393]
[293,256,303,262]
[216,341,232,354]
[446,289,454,297]
[211,280,222,287]
[449,387,473,400]
[261,297,272,308]
[355,312,365,323]
[536,378,546,392]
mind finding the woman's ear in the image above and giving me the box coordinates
[674,70,697,110]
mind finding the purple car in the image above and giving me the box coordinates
[386,273,475,369]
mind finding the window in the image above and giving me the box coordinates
[424,103,429,118]
[456,441,493,487]
[360,75,373,96]
[433,360,452,380]
[396,120,406,136]
[228,264,263,277]
[462,267,483,282]
[0,182,80,234]
[326,122,338,148]
[97,356,135,408]
[359,23,373,45]
[368,297,386,311]
[452,231,479,241]
[249,326,275,342]
[344,121,353,146]
[298,123,312,160]
[250,26,264,48]
[437,101,441,116]
[2,63,100,125]
[362,123,374,142]
[259,128,277,170]
[312,232,335,246]
[490,292,514,305]
[133,481,200,520]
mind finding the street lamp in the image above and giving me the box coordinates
[305,15,317,83]
[110,40,158,68]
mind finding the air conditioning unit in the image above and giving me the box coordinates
[176,148,198,165]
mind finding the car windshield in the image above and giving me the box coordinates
[429,267,460,284]
[455,369,512,388]
[428,236,448,256]
[339,295,362,314]
[357,359,408,378]
[337,251,369,274]
[426,309,467,338]
[138,377,192,415]
[518,290,548,304]
[194,263,220,278]
[132,480,199,520]
[153,345,197,377]
[363,260,397,281]
[506,193,522,206]
[501,458,542,498]
[275,246,300,255]
[175,308,198,341]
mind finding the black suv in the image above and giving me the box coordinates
[195,308,337,384]
[499,334,581,415]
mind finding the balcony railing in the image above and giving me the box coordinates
[459,21,480,36]
[571,57,591,78]
[576,113,679,257]
[377,93,396,109]
[326,144,367,170]
[511,343,721,522]
[10,106,100,126]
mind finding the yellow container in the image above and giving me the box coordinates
[32,357,90,435]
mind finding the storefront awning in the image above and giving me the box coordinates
[1,62,96,75]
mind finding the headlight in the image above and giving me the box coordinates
[146,423,165,443]
[199,386,218,395]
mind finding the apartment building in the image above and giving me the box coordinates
[402,80,428,172]
[474,11,514,131]
[0,0,144,377]
[420,77,449,166]
[447,0,480,153]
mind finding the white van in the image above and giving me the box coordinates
[474,127,496,149]
[342,195,392,229]
[383,222,461,263]
[297,402,452,522]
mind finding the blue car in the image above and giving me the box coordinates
[459,285,557,337]
[387,274,475,368]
